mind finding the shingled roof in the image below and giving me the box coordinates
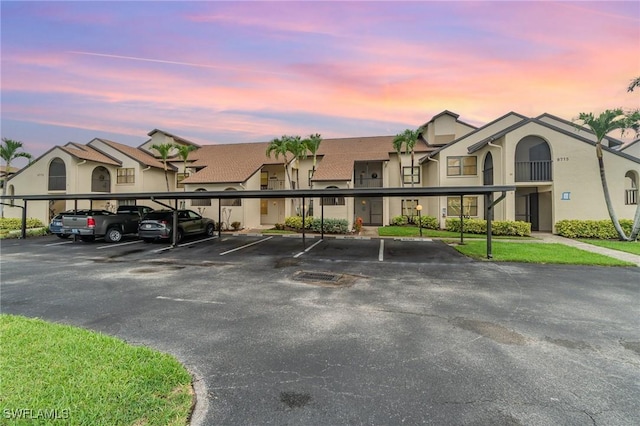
[59,143,121,166]
[93,138,175,170]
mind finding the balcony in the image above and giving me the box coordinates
[261,179,286,190]
[625,189,638,205]
[515,160,552,182]
[354,177,383,188]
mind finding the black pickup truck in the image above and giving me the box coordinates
[60,205,154,242]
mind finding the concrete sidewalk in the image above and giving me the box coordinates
[532,232,640,266]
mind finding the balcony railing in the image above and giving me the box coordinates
[261,179,285,190]
[515,160,552,182]
[354,177,383,188]
[626,189,638,205]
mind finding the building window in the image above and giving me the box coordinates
[221,188,242,206]
[117,168,135,184]
[402,199,418,217]
[48,158,66,190]
[176,172,189,189]
[321,186,345,206]
[118,199,136,206]
[402,167,420,184]
[625,171,638,205]
[260,199,268,215]
[447,196,478,217]
[91,166,111,192]
[447,156,477,176]
[191,188,211,206]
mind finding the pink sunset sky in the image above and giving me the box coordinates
[1,1,639,165]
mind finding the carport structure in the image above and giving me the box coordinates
[4,185,515,258]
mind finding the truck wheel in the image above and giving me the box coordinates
[205,223,215,237]
[105,227,123,243]
[80,236,95,242]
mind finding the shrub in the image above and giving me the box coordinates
[0,218,45,230]
[446,218,531,236]
[354,217,363,233]
[390,216,407,226]
[284,216,313,230]
[555,219,633,239]
[417,215,438,230]
[231,221,242,231]
[309,218,349,234]
[274,223,285,230]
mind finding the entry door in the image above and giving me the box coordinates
[370,199,383,226]
[529,193,539,231]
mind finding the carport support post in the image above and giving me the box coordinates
[459,195,464,245]
[486,193,493,259]
[21,200,27,239]
[301,196,306,249]
[172,199,178,248]
[321,198,324,240]
[218,199,222,238]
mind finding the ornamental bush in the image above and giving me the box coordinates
[309,218,349,234]
[390,216,408,226]
[416,215,439,230]
[555,219,633,239]
[0,218,45,230]
[284,216,314,230]
[446,218,531,236]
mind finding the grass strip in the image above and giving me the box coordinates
[453,241,634,266]
[578,239,640,255]
[0,315,193,425]
[378,226,531,239]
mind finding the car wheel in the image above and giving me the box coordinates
[173,229,184,244]
[205,223,215,237]
[105,227,123,243]
[56,234,70,239]
[80,236,95,242]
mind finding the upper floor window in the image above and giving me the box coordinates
[625,171,638,205]
[91,166,111,192]
[117,168,135,184]
[402,199,418,217]
[176,172,189,189]
[192,188,211,206]
[447,156,477,176]
[402,167,420,184]
[321,186,345,206]
[48,158,66,190]
[221,188,242,206]
[515,136,552,182]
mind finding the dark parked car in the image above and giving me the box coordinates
[138,209,215,243]
[49,211,75,238]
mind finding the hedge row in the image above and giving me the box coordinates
[555,219,634,239]
[284,216,349,234]
[0,218,45,230]
[390,215,439,229]
[445,218,531,236]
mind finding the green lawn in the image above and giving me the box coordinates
[578,239,640,255]
[453,241,634,266]
[377,226,531,239]
[0,315,193,425]
[261,229,297,234]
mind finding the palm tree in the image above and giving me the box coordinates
[1,138,32,218]
[574,109,640,240]
[302,133,322,188]
[150,143,175,192]
[628,76,640,93]
[266,136,293,189]
[393,128,421,187]
[286,135,305,190]
[174,144,198,191]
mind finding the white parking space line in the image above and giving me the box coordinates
[156,296,225,305]
[96,240,143,250]
[293,238,324,258]
[45,240,74,247]
[219,236,273,256]
[151,236,219,253]
[378,239,384,262]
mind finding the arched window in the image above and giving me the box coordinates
[48,158,66,190]
[91,166,111,192]
[483,152,494,185]
[625,171,638,205]
[321,186,345,206]
[515,136,552,182]
[221,188,242,206]
[192,188,211,206]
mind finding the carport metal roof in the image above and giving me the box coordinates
[3,185,515,258]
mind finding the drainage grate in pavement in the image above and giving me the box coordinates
[295,271,341,282]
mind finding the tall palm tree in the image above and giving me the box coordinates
[266,136,293,188]
[393,128,421,187]
[286,135,305,190]
[575,109,640,240]
[628,76,640,93]
[150,143,175,192]
[302,133,322,188]
[174,144,198,191]
[1,138,32,218]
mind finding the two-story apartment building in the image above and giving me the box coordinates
[3,110,639,233]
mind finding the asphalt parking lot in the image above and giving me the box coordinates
[2,234,639,425]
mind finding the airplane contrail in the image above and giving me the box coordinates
[67,51,293,76]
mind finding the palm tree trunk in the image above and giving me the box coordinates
[628,203,640,241]
[164,165,170,192]
[597,147,629,240]
[0,160,10,218]
[410,151,415,188]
